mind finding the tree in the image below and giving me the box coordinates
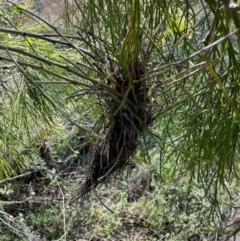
[0,0,240,214]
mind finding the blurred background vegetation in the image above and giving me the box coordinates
[0,0,240,240]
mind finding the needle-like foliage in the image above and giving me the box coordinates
[0,0,240,208]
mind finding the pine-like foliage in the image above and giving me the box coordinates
[0,0,240,204]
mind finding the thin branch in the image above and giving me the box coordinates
[4,47,102,139]
[0,45,116,92]
[0,28,71,46]
[10,2,96,65]
[0,55,90,87]
[0,172,31,185]
[147,29,238,77]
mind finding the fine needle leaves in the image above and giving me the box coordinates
[0,0,240,211]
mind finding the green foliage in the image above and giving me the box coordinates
[130,181,214,240]
[26,208,62,240]
[55,168,222,240]
[0,146,237,241]
[0,0,240,239]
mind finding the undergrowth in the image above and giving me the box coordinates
[0,153,236,241]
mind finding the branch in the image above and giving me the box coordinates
[0,28,71,46]
[0,45,115,91]
[0,27,97,59]
[0,55,91,87]
[9,1,96,65]
[4,47,102,139]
